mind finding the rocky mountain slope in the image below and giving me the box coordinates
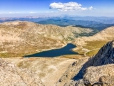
[65,40,114,86]
[73,26,114,57]
[74,26,114,47]
[0,21,93,57]
[0,57,86,86]
[87,40,114,66]
[0,58,44,86]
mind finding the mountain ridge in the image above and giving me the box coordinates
[73,26,114,57]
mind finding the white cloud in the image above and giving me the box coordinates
[29,12,37,14]
[8,12,22,14]
[89,6,93,10]
[50,2,93,11]
[9,12,13,14]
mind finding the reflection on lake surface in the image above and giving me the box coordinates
[24,43,78,57]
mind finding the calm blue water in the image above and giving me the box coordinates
[24,43,78,57]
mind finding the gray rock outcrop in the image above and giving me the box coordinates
[83,64,114,86]
[87,40,114,66]
[65,40,114,86]
[0,58,44,86]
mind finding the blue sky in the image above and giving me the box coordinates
[0,0,114,17]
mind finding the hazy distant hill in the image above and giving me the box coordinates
[1,16,114,31]
[37,19,114,30]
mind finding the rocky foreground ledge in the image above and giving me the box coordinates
[0,57,88,86]
[65,40,114,86]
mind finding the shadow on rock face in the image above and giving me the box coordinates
[73,40,114,81]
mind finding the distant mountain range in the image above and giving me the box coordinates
[37,19,114,30]
[0,16,114,31]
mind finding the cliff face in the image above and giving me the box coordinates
[65,40,114,86]
[87,40,114,66]
[82,40,114,86]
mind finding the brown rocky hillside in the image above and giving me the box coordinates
[73,26,114,57]
[0,21,93,57]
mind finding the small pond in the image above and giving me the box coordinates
[24,43,78,57]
